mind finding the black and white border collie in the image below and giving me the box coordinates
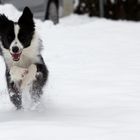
[0,7,48,109]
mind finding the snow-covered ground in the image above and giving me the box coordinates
[0,4,140,140]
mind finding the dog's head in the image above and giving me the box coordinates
[0,7,35,61]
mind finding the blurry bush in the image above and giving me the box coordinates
[74,0,140,21]
[105,0,140,21]
[74,0,99,17]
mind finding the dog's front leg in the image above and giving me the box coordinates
[9,66,28,109]
[8,82,22,109]
[20,64,39,106]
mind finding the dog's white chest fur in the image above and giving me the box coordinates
[10,64,37,89]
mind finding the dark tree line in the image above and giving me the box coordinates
[74,0,140,21]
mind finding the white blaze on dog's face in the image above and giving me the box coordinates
[9,24,23,61]
[0,7,35,61]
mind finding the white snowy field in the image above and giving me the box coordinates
[0,4,140,140]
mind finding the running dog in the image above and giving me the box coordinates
[0,7,48,109]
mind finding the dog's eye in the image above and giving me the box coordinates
[7,35,13,42]
[18,34,25,42]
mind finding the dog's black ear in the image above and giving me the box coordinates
[18,7,34,28]
[0,14,11,34]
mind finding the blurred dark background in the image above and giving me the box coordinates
[74,0,140,21]
[1,0,140,24]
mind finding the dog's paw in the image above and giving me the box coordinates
[21,64,37,89]
[10,66,28,82]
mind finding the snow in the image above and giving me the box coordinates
[0,4,140,140]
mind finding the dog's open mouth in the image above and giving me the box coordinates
[11,53,22,61]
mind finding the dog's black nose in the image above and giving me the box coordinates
[12,46,19,53]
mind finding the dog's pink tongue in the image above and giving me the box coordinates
[12,53,21,61]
